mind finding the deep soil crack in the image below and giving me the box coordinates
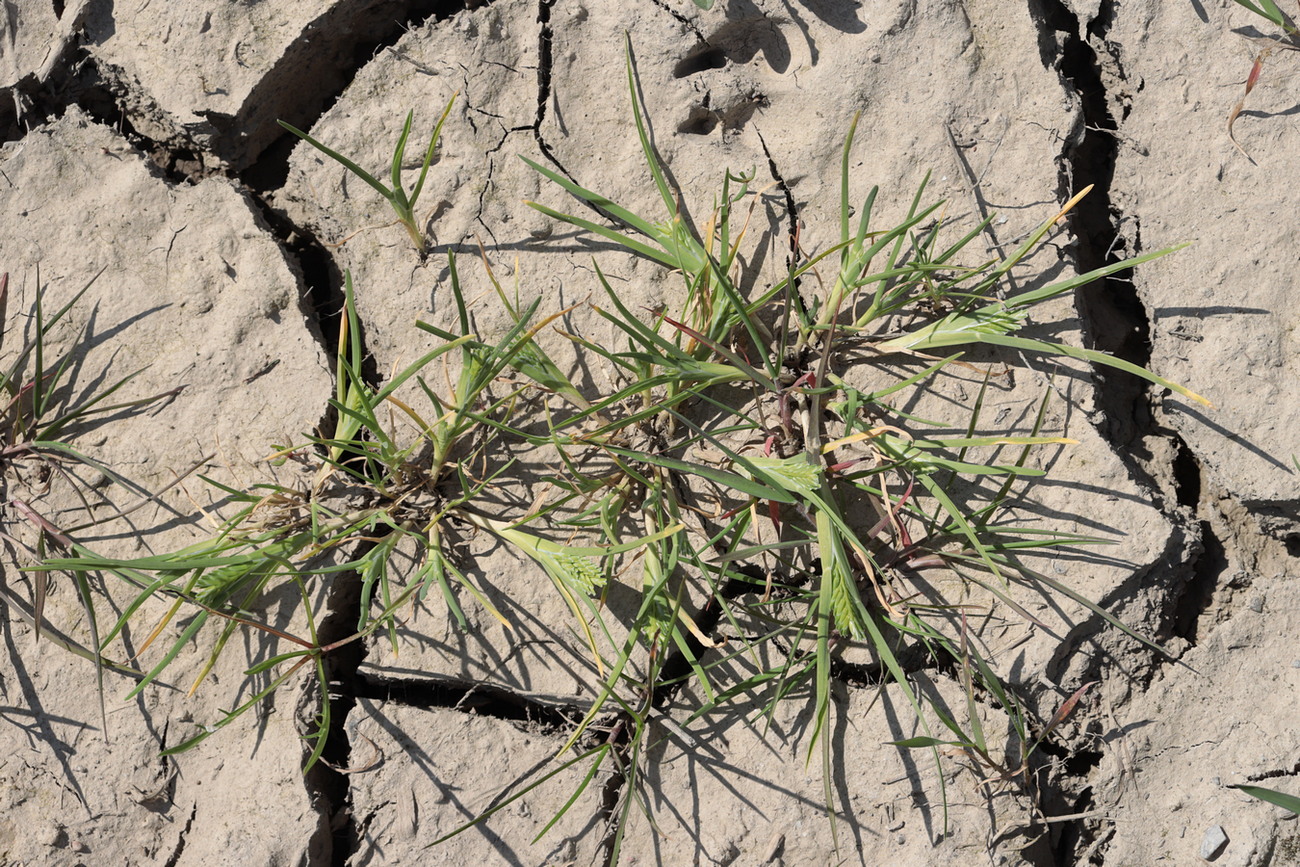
[532,0,564,171]
[6,52,212,186]
[354,672,583,733]
[1031,1,1211,862]
[1036,0,1206,639]
[1034,0,1196,510]
[304,566,371,867]
[241,0,484,186]
[1170,518,1227,646]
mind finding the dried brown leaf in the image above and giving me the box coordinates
[1228,51,1268,161]
[1042,680,1097,739]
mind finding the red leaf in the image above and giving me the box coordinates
[1042,681,1097,738]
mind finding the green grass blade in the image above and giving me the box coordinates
[277,121,394,201]
[409,93,457,206]
[1231,784,1300,813]
[519,157,663,242]
[389,110,415,210]
[1232,0,1287,27]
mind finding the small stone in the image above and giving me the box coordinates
[1200,825,1228,860]
[1291,659,1300,669]
[1247,596,1265,613]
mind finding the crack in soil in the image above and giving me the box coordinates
[1024,0,1297,862]
[1035,3,1224,651]
[754,128,800,266]
[1036,0,1204,523]
[1170,516,1227,646]
[4,3,1275,863]
[1247,763,1300,782]
[595,714,634,867]
[162,802,197,867]
[1030,1,1215,862]
[474,150,503,246]
[754,128,818,340]
[354,672,583,732]
[2,23,360,403]
[531,0,566,175]
[9,51,212,185]
[302,563,372,867]
[650,0,707,43]
[242,0,484,186]
[227,7,508,863]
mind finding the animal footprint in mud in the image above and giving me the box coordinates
[673,45,729,78]
[670,17,786,137]
[675,85,769,136]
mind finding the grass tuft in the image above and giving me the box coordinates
[26,35,1216,862]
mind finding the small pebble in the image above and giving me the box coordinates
[1247,596,1265,613]
[1200,825,1228,860]
[1290,660,1300,669]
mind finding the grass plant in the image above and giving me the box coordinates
[35,257,671,767]
[28,35,1212,863]
[433,39,1205,854]
[278,94,457,255]
[0,266,186,724]
[0,268,184,498]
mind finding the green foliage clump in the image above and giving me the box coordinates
[22,36,1212,863]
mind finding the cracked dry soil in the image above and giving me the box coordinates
[2,1,1299,865]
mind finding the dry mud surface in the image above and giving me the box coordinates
[1,1,1298,865]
